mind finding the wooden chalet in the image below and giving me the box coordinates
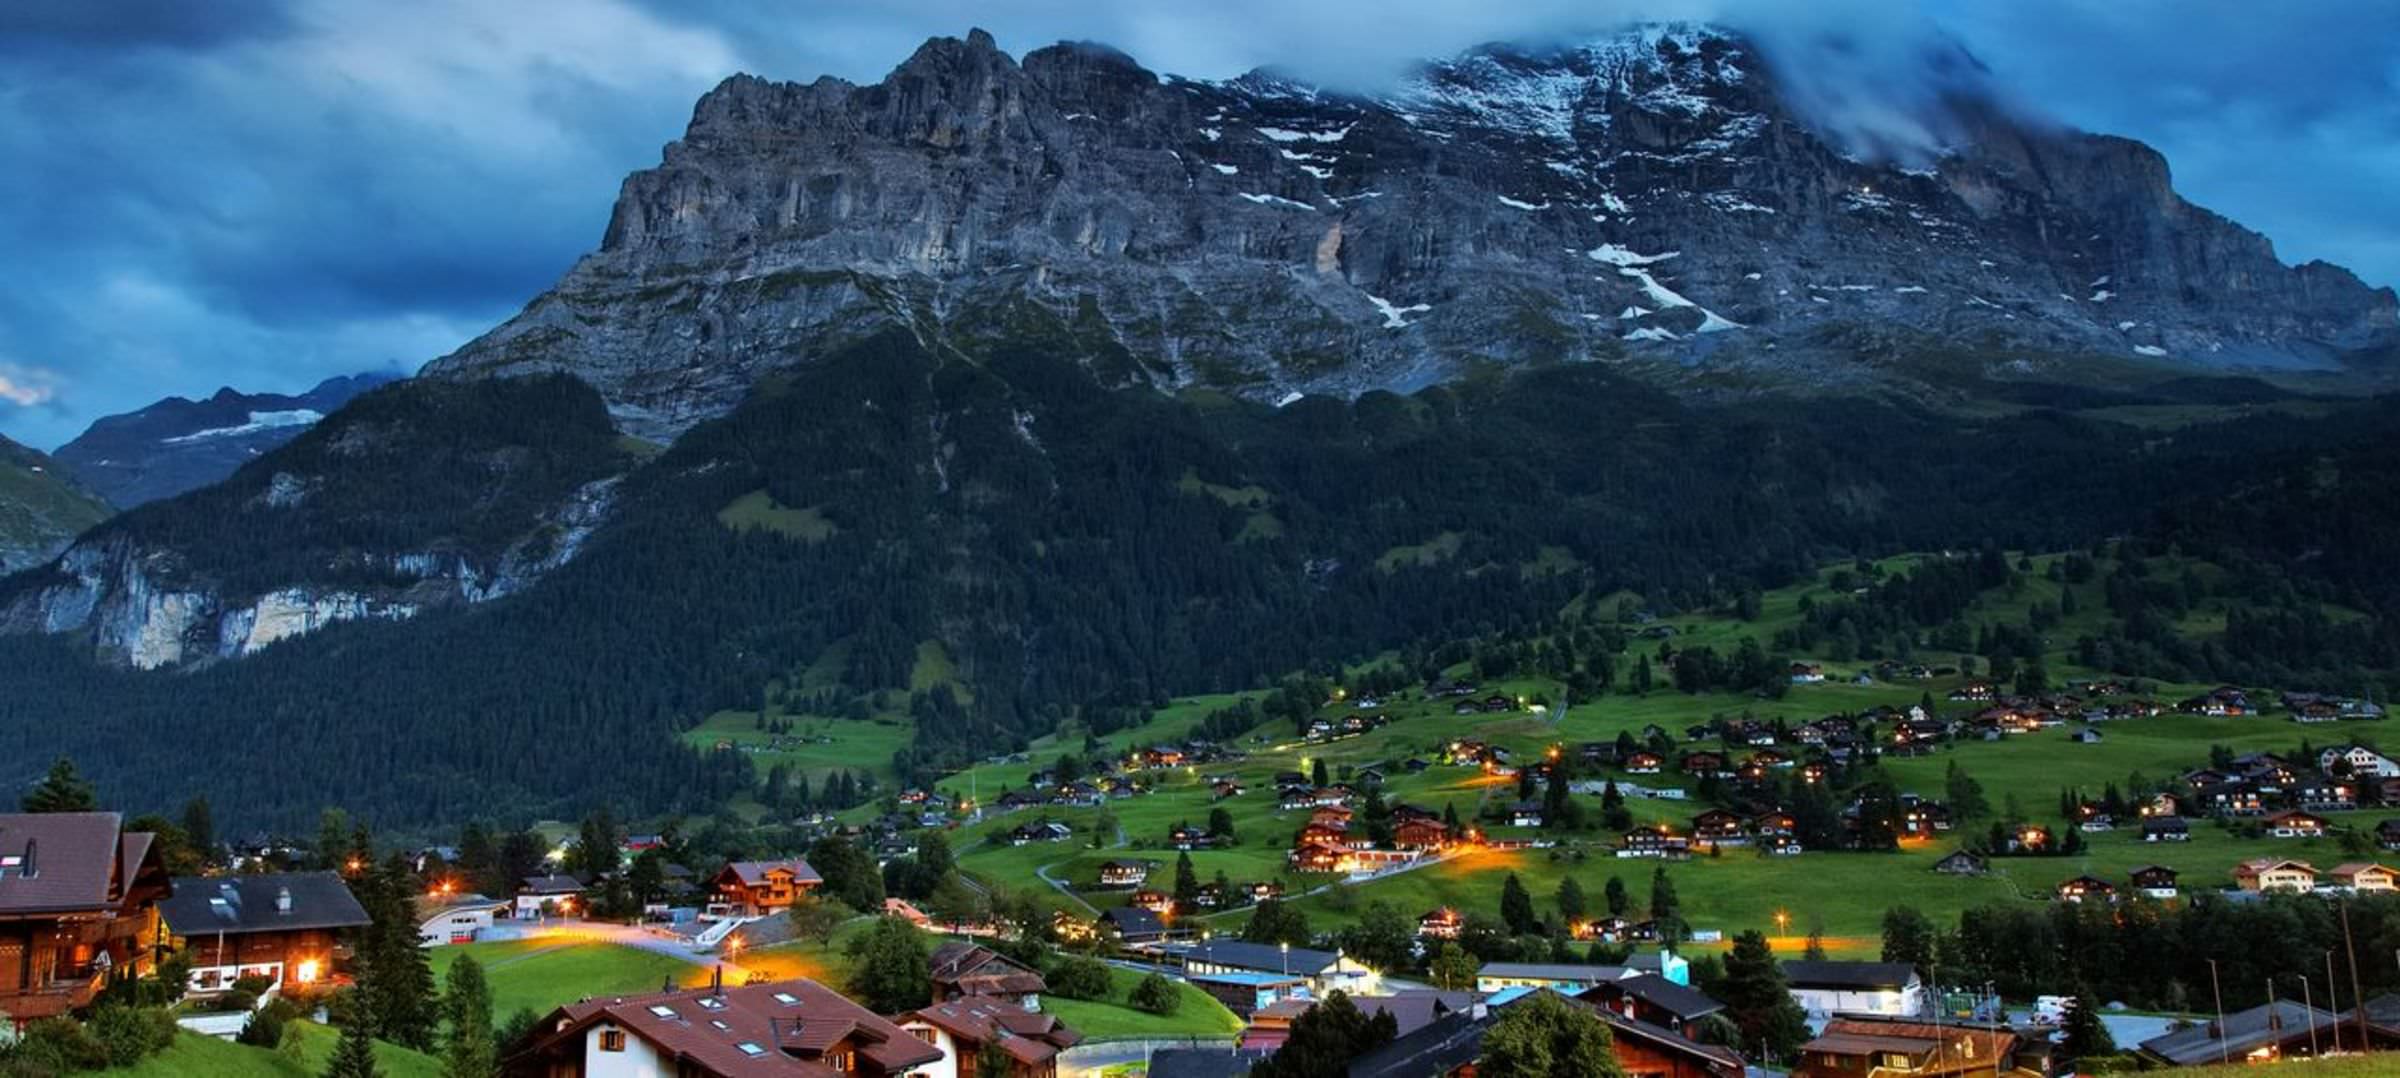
[507,977,945,1077]
[928,940,1048,1009]
[1799,1017,2046,1078]
[898,995,1082,1078]
[710,858,820,916]
[2131,865,2179,899]
[0,813,169,1026]
[157,871,369,993]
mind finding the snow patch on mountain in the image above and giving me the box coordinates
[162,409,324,445]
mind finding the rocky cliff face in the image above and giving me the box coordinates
[426,24,2397,440]
[0,376,627,668]
[53,371,402,508]
[0,435,111,575]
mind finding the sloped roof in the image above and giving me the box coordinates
[2140,1000,2338,1066]
[0,812,154,915]
[160,872,369,936]
[529,978,940,1077]
[718,859,822,888]
[1782,960,1919,990]
[928,940,1046,996]
[904,995,1082,1065]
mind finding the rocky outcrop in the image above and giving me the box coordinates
[53,371,402,508]
[0,375,627,667]
[425,23,2397,440]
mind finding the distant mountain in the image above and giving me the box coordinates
[0,434,110,575]
[53,371,402,507]
[424,24,2396,441]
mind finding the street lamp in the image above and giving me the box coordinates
[1281,941,1290,977]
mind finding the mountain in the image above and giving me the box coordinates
[3,26,2399,829]
[424,24,2394,441]
[0,435,111,575]
[52,371,403,508]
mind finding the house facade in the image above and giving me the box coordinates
[2234,859,2319,894]
[897,996,1081,1078]
[710,859,821,916]
[0,813,170,1025]
[1782,960,1926,1018]
[508,978,945,1077]
[156,871,369,992]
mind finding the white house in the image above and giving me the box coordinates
[2322,745,2400,778]
[415,894,508,947]
[1782,960,1926,1018]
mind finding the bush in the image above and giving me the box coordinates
[238,997,304,1048]
[1045,955,1112,1001]
[12,1017,108,1072]
[1129,973,1181,1016]
[87,1005,177,1067]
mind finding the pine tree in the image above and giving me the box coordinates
[1173,852,1200,912]
[1718,930,1811,1063]
[1604,875,1630,916]
[180,797,216,862]
[440,954,496,1078]
[21,757,96,813]
[2061,983,2116,1059]
[1555,877,1589,923]
[324,1016,382,1078]
[1500,873,1537,935]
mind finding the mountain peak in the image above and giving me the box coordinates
[426,24,2399,442]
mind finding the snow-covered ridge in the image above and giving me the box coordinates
[161,409,324,445]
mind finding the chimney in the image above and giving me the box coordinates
[276,887,293,914]
[19,839,34,880]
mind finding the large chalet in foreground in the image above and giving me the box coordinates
[508,978,944,1077]
[0,812,169,1025]
[155,870,371,993]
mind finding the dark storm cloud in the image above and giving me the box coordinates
[0,0,2392,449]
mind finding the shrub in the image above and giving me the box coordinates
[87,1005,177,1067]
[238,997,304,1048]
[12,1017,108,1072]
[1045,955,1112,1001]
[1129,973,1181,1016]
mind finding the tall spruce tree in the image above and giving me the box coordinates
[440,954,497,1078]
[21,757,96,813]
[1717,931,1810,1063]
[324,1015,382,1078]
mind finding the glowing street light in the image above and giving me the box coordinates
[1775,910,1790,935]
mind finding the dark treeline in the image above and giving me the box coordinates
[1883,894,2400,1014]
[5,325,2400,830]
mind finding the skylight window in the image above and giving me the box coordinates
[698,997,726,1010]
[773,993,799,1005]
[647,1005,678,1019]
[737,1042,767,1057]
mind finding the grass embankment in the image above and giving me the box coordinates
[100,1022,437,1077]
[1041,965,1244,1041]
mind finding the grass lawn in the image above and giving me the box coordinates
[1040,965,1243,1041]
[101,1022,437,1077]
[2164,1055,2400,1078]
[430,939,712,1023]
[681,711,915,786]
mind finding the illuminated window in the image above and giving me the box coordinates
[599,1029,627,1052]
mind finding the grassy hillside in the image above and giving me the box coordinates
[0,433,110,572]
[99,1021,438,1077]
[937,548,2400,955]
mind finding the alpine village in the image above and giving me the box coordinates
[4,8,2400,1078]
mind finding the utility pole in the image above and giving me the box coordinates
[2294,974,2319,1057]
[2207,957,2228,1065]
[2342,901,2366,1048]
[2325,950,2342,1053]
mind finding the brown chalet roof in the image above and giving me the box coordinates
[717,859,822,888]
[1807,1018,2018,1069]
[0,812,162,917]
[928,940,1047,996]
[523,978,939,1077]
[904,995,1083,1066]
